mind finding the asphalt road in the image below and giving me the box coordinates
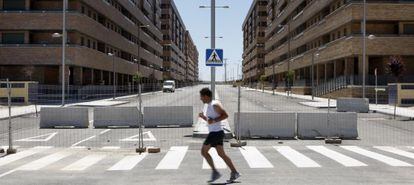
[0,84,413,184]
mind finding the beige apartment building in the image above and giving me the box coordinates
[0,0,165,86]
[246,0,414,98]
[242,0,268,85]
[160,0,195,83]
[0,0,199,86]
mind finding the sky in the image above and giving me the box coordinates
[174,0,253,82]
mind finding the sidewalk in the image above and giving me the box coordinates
[244,87,414,119]
[0,91,161,120]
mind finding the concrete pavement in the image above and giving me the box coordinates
[0,85,413,184]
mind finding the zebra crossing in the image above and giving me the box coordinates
[0,145,413,178]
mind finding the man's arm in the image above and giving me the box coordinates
[207,104,228,124]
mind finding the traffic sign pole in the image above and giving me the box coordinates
[211,0,216,99]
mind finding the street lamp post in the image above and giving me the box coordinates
[272,63,275,95]
[200,1,229,99]
[312,52,320,101]
[53,0,68,106]
[224,58,228,84]
[150,64,155,94]
[362,0,367,98]
[108,53,115,99]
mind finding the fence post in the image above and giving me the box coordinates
[231,85,246,147]
[7,79,17,154]
[136,83,146,153]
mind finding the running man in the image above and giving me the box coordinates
[198,88,240,183]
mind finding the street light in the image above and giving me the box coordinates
[137,24,150,75]
[108,53,116,99]
[150,64,155,94]
[199,0,229,99]
[52,0,67,106]
[362,0,367,98]
[279,23,292,91]
[311,52,320,100]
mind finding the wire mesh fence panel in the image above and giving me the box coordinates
[1,80,413,152]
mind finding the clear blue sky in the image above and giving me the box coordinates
[174,0,253,82]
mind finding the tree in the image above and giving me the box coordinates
[386,56,405,119]
[285,70,295,90]
[132,72,142,84]
[259,75,267,92]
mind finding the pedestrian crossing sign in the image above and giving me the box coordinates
[206,49,223,66]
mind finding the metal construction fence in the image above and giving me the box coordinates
[0,81,413,153]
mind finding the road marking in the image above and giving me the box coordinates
[70,146,87,149]
[273,146,321,168]
[202,148,227,169]
[99,129,111,135]
[71,135,96,147]
[19,151,72,171]
[341,146,412,167]
[70,129,111,147]
[101,146,120,150]
[307,146,367,167]
[0,146,52,167]
[120,131,156,142]
[16,132,58,142]
[215,90,220,100]
[156,146,188,170]
[239,146,273,168]
[374,146,414,160]
[107,154,147,171]
[1,145,20,150]
[62,154,106,171]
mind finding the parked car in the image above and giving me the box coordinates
[162,80,175,92]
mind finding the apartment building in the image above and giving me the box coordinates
[242,0,268,85]
[184,31,199,82]
[0,0,165,86]
[262,0,414,97]
[160,0,189,82]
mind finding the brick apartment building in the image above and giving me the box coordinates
[0,0,198,86]
[160,0,198,83]
[244,0,414,98]
[242,0,268,85]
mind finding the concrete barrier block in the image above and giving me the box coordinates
[297,112,358,139]
[337,98,369,113]
[234,112,296,139]
[93,107,142,128]
[144,106,193,127]
[40,107,89,128]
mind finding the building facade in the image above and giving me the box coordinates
[160,0,192,83]
[0,0,165,86]
[242,0,268,85]
[262,0,414,97]
[184,31,199,82]
[0,0,199,86]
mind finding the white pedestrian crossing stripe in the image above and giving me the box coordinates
[307,146,367,167]
[239,146,273,168]
[107,154,147,171]
[0,146,52,167]
[19,151,72,171]
[62,154,106,171]
[202,148,227,169]
[341,146,412,167]
[374,146,414,160]
[274,146,321,168]
[1,145,413,178]
[156,146,188,170]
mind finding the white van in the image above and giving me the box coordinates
[162,80,175,92]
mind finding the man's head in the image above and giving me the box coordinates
[200,88,213,103]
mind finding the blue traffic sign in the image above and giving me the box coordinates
[206,49,223,67]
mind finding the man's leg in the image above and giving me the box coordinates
[201,144,216,171]
[215,145,237,173]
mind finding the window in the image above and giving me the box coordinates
[3,0,26,10]
[404,24,414,34]
[2,33,25,44]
